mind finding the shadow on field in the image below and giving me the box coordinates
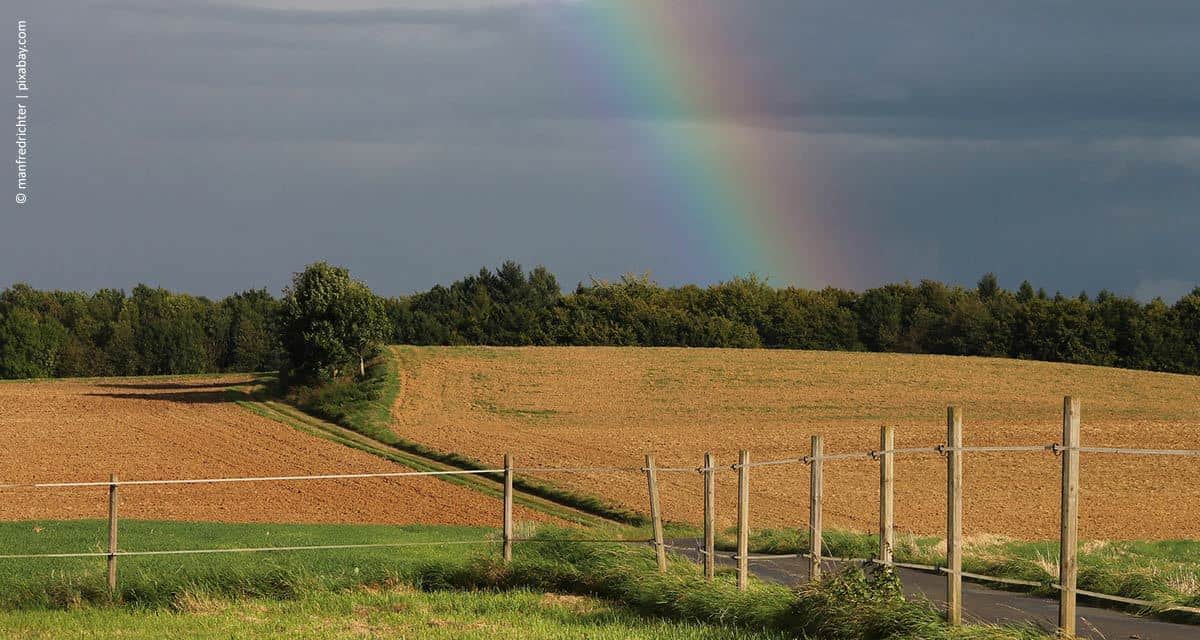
[96,381,242,390]
[84,389,247,404]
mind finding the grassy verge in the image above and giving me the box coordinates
[286,347,645,525]
[716,527,1200,621]
[405,528,1047,640]
[0,520,496,610]
[0,521,1046,640]
[0,588,786,639]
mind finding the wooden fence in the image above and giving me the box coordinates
[3,395,1200,637]
[637,396,1200,637]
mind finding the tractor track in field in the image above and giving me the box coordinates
[238,396,614,527]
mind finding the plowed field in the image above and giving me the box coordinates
[389,346,1200,540]
[0,376,547,526]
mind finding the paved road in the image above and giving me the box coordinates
[665,539,1196,640]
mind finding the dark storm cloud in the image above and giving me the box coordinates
[87,0,1200,136]
[5,0,1198,299]
[102,1,530,30]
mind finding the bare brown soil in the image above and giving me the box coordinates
[389,346,1200,540]
[0,376,549,526]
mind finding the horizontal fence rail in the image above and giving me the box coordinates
[3,395,1197,634]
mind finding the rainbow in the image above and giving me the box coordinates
[552,1,846,288]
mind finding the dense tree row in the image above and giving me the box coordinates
[2,262,1197,380]
[392,263,1200,375]
[0,284,282,379]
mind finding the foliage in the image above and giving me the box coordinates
[2,262,1198,380]
[395,263,1200,376]
[279,262,389,381]
[0,283,281,379]
[418,528,1044,640]
[288,357,391,426]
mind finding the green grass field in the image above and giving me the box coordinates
[0,520,1048,639]
[0,588,784,639]
[0,520,498,609]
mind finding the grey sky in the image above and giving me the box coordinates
[6,0,1198,300]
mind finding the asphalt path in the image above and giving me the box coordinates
[664,539,1197,640]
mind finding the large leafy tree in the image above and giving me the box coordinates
[280,262,388,381]
[0,307,67,378]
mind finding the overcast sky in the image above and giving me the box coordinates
[7,0,1199,300]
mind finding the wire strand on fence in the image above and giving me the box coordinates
[1075,446,1200,457]
[0,537,670,561]
[732,443,1064,468]
[812,452,875,462]
[732,457,804,469]
[510,538,653,544]
[869,446,941,459]
[0,441,1088,490]
[665,540,881,565]
[0,539,497,560]
[0,468,505,490]
[509,466,643,474]
[936,445,1055,454]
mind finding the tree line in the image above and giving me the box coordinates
[0,283,282,379]
[1,262,1197,380]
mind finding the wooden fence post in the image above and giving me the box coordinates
[107,473,119,597]
[946,407,963,626]
[1059,397,1081,637]
[503,453,514,563]
[736,450,749,591]
[809,435,823,582]
[879,426,895,566]
[645,454,667,573]
[703,452,715,581]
